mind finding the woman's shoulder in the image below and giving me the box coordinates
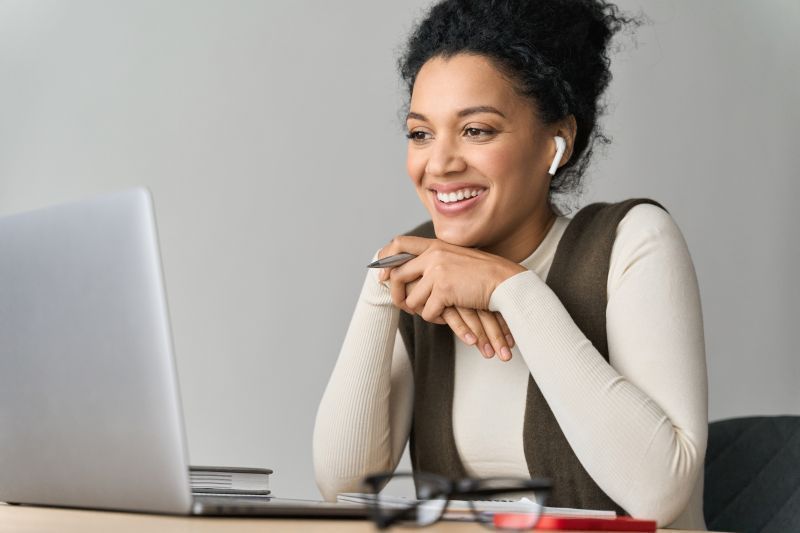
[566,198,681,243]
[614,201,685,244]
[607,200,695,290]
[554,199,682,265]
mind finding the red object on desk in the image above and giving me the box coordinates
[493,513,657,531]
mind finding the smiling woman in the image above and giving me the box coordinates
[404,54,563,259]
[313,1,708,530]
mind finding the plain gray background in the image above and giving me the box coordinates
[1,1,798,500]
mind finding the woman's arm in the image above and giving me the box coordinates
[312,263,414,502]
[489,204,708,526]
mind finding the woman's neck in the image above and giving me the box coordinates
[484,206,558,264]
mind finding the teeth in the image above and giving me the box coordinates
[436,188,482,203]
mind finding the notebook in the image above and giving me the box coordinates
[190,466,272,497]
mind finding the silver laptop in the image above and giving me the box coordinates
[0,188,366,518]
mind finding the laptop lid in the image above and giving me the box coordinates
[0,188,193,514]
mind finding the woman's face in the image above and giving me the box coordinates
[406,53,560,259]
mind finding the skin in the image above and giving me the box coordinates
[379,53,576,361]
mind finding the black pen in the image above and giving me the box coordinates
[367,253,417,269]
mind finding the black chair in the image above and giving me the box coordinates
[704,415,800,533]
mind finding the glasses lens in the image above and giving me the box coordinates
[463,479,546,531]
[412,498,448,526]
[367,472,449,527]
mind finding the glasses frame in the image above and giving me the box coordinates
[362,471,552,530]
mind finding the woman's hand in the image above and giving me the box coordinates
[378,235,525,314]
[377,236,525,360]
[443,306,516,361]
[402,278,516,360]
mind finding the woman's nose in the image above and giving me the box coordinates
[425,137,467,177]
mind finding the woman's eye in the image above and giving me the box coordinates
[464,127,495,138]
[406,130,431,142]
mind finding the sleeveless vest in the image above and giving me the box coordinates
[397,198,665,513]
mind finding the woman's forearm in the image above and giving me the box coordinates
[488,206,708,526]
[312,267,413,501]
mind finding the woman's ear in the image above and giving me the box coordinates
[549,137,568,175]
[552,115,577,170]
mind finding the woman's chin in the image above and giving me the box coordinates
[432,222,481,247]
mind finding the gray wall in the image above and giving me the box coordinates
[1,1,797,500]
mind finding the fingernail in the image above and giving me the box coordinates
[506,334,515,348]
[465,333,477,345]
[483,343,494,357]
[500,346,512,360]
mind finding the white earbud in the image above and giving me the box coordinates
[548,136,567,176]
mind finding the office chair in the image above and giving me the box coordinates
[704,415,800,533]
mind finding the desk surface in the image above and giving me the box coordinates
[0,503,717,533]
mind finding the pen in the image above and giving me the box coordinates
[367,253,417,269]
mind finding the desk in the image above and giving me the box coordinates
[0,503,718,533]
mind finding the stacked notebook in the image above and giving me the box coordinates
[189,466,273,497]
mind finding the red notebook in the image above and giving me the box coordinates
[494,513,657,531]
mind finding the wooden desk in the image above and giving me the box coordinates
[0,503,716,533]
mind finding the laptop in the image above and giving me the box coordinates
[0,188,367,518]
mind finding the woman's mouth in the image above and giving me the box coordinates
[430,187,487,216]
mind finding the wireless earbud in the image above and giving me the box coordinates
[548,136,567,176]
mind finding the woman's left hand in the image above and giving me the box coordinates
[378,236,526,323]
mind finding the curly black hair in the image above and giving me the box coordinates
[398,0,642,203]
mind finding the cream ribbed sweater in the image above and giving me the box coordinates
[313,203,708,529]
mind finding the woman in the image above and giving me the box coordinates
[313,0,708,529]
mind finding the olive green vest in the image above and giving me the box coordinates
[397,198,664,513]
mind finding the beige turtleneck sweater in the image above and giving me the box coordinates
[313,203,708,530]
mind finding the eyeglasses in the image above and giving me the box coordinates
[361,471,552,530]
